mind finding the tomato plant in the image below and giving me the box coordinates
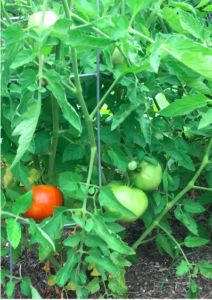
[1,0,212,299]
[104,182,148,222]
[22,185,63,221]
[129,160,163,192]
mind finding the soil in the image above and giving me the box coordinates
[1,216,212,299]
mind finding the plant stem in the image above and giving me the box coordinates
[107,166,116,183]
[1,2,12,24]
[32,155,41,170]
[158,16,169,34]
[146,0,165,28]
[193,186,212,192]
[90,75,122,118]
[48,43,61,178]
[158,224,191,284]
[20,233,61,270]
[128,27,155,44]
[68,0,72,10]
[130,138,212,252]
[48,95,59,178]
[121,0,125,15]
[1,19,8,28]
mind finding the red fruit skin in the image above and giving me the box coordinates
[22,185,63,221]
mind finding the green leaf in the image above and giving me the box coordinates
[1,190,6,208]
[31,286,42,299]
[107,148,128,172]
[199,108,212,129]
[100,127,121,147]
[72,0,98,15]
[196,0,210,8]
[34,133,51,154]
[65,30,114,50]
[56,249,79,287]
[126,0,154,17]
[11,50,36,69]
[203,5,212,11]
[12,191,33,214]
[197,260,212,278]
[156,234,174,258]
[127,83,146,106]
[99,186,135,217]
[72,214,86,228]
[150,35,162,73]
[6,218,21,249]
[186,282,199,299]
[162,7,187,33]
[94,215,135,255]
[179,11,210,43]
[11,163,31,191]
[176,260,192,276]
[45,70,81,133]
[59,172,81,191]
[169,1,196,15]
[63,144,85,162]
[64,234,80,247]
[182,199,205,213]
[28,220,55,252]
[180,77,212,96]
[85,235,108,248]
[180,52,212,81]
[184,236,209,247]
[20,278,32,298]
[160,94,208,117]
[86,277,100,295]
[1,248,10,256]
[6,281,15,298]
[10,99,41,169]
[111,104,137,131]
[1,24,24,93]
[137,116,151,144]
[86,250,120,273]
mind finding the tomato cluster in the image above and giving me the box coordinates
[105,160,162,222]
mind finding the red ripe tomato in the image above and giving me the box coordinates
[22,185,63,221]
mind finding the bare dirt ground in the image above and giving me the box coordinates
[1,216,212,299]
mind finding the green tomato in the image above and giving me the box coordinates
[28,11,58,35]
[127,161,137,171]
[105,115,113,126]
[112,48,125,67]
[103,182,148,222]
[129,160,162,192]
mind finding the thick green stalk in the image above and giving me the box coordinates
[68,0,72,10]
[1,2,12,24]
[128,27,155,44]
[158,16,169,34]
[6,4,31,8]
[48,95,59,178]
[32,155,41,170]
[1,18,9,28]
[146,0,165,28]
[131,138,212,251]
[121,0,125,15]
[47,42,61,178]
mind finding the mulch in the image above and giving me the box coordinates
[1,215,212,299]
